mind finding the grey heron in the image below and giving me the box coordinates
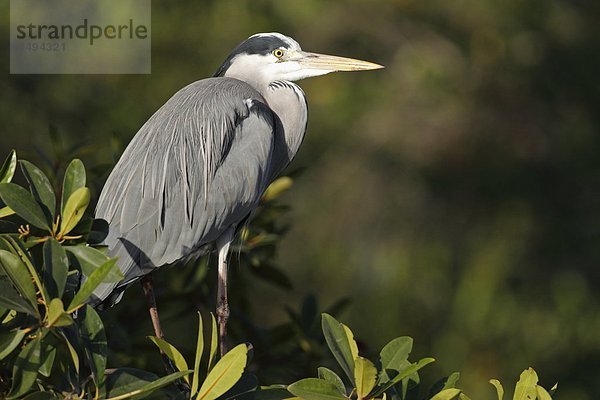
[88,32,382,353]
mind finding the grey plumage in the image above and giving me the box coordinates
[91,79,275,305]
[88,32,383,310]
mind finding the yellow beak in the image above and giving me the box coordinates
[295,51,384,72]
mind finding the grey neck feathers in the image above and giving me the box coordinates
[261,81,308,181]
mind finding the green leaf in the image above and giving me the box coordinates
[105,370,191,400]
[20,160,56,220]
[262,176,294,201]
[430,388,462,400]
[68,258,120,312]
[489,379,504,400]
[513,368,538,400]
[0,274,37,315]
[191,311,205,396]
[0,235,16,252]
[0,249,38,313]
[88,218,109,244]
[354,357,377,399]
[67,216,92,240]
[219,372,259,400]
[430,372,461,398]
[0,206,15,219]
[59,187,90,236]
[377,336,413,395]
[80,305,107,387]
[197,343,248,400]
[288,378,349,400]
[442,372,461,390]
[377,336,415,399]
[58,330,80,373]
[7,337,42,399]
[536,385,553,400]
[3,236,48,307]
[46,298,73,327]
[343,324,359,361]
[66,245,123,283]
[61,159,86,215]
[104,368,161,398]
[0,329,27,360]
[207,312,218,372]
[148,336,190,383]
[53,313,74,328]
[370,358,435,398]
[0,150,17,184]
[39,342,57,377]
[378,336,413,384]
[43,239,68,298]
[318,367,346,395]
[0,183,51,230]
[321,313,356,385]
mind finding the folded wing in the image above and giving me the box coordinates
[90,77,276,306]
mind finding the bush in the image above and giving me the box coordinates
[0,152,556,399]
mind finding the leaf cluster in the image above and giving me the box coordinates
[287,313,433,400]
[0,152,559,400]
[0,151,284,399]
[0,151,197,399]
[285,314,556,400]
[148,313,253,400]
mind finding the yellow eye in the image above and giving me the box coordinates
[273,49,285,58]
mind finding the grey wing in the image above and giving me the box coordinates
[90,78,276,306]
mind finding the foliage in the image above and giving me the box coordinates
[487,368,557,400]
[283,314,557,400]
[287,313,434,400]
[0,153,560,400]
[0,151,251,399]
[147,313,253,400]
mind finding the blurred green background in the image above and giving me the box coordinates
[1,0,599,398]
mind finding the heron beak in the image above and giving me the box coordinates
[295,51,384,72]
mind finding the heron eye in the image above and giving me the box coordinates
[273,49,285,58]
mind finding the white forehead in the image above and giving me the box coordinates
[249,32,302,51]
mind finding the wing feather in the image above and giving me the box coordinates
[91,78,275,306]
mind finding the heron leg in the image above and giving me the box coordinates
[141,274,164,338]
[141,274,188,394]
[216,227,235,356]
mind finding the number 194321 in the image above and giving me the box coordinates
[25,42,66,52]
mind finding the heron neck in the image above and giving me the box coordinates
[260,80,308,180]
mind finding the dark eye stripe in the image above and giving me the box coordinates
[235,36,289,56]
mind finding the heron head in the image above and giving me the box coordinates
[214,32,383,84]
